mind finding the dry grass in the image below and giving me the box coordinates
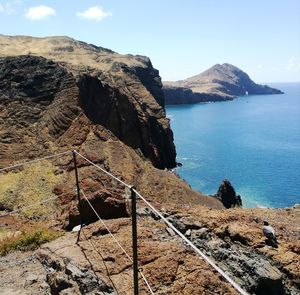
[0,228,7,241]
[0,35,145,72]
[0,226,62,256]
[0,161,67,219]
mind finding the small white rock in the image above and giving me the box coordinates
[72,225,82,232]
[185,229,191,236]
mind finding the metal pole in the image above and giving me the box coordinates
[130,187,139,295]
[73,150,83,243]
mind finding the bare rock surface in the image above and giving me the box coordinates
[165,205,300,294]
[0,251,51,294]
[0,206,299,294]
[35,219,238,295]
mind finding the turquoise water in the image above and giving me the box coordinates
[166,83,300,208]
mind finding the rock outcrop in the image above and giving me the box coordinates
[163,206,300,294]
[215,179,242,208]
[163,63,283,104]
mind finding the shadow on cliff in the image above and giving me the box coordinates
[77,75,176,169]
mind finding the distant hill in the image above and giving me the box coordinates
[163,63,283,105]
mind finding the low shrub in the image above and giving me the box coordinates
[0,227,62,256]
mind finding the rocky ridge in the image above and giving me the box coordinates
[163,63,283,104]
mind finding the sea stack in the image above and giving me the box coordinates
[215,179,243,208]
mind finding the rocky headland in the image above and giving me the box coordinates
[0,35,299,295]
[163,63,283,105]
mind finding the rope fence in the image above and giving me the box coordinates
[0,150,72,173]
[75,150,249,295]
[0,149,249,295]
[0,195,60,217]
[81,189,155,295]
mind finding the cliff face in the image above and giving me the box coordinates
[0,55,81,163]
[163,63,283,105]
[0,35,175,169]
[0,37,223,218]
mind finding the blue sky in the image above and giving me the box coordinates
[0,0,300,82]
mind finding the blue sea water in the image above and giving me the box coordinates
[166,83,300,208]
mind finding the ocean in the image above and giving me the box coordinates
[166,83,300,208]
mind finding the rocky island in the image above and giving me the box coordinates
[163,63,283,105]
[0,35,299,295]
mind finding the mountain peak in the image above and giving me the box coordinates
[207,63,245,74]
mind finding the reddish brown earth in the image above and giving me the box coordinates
[0,205,299,294]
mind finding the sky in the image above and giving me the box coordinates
[0,0,300,83]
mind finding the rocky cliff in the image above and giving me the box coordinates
[163,63,283,104]
[0,35,174,169]
[0,35,223,220]
[0,36,299,295]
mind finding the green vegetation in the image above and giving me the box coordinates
[0,227,63,256]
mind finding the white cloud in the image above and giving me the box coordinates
[25,5,56,20]
[285,57,300,72]
[77,6,112,21]
[0,0,22,14]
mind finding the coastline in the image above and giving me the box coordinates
[166,83,300,209]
